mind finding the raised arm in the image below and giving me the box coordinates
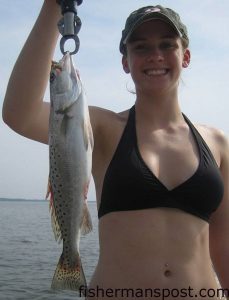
[2,0,61,144]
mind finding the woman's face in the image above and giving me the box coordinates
[122,19,190,96]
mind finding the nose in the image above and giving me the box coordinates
[146,46,164,62]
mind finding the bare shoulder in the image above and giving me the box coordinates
[89,105,129,134]
[198,124,229,233]
[196,123,227,142]
[89,105,129,120]
[89,105,130,153]
[195,123,229,168]
[88,105,130,180]
[207,126,229,238]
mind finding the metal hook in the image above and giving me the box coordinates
[60,35,80,55]
[56,0,83,55]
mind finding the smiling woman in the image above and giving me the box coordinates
[2,1,229,300]
[121,20,190,96]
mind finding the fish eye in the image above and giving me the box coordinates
[50,72,56,83]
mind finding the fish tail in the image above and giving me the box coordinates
[51,253,87,292]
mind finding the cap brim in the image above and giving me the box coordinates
[123,12,182,44]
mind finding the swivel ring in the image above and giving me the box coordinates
[60,35,80,55]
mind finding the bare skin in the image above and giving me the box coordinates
[2,1,229,299]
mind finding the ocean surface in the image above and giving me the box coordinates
[0,199,99,300]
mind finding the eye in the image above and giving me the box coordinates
[132,43,149,53]
[50,72,56,83]
[160,42,173,49]
[160,41,177,50]
[135,43,146,49]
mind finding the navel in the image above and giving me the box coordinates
[163,263,172,277]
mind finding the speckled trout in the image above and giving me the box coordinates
[46,52,93,292]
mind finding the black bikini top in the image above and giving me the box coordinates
[98,106,224,222]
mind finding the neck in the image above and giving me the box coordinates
[135,89,183,129]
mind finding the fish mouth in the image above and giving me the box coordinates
[51,52,81,99]
[62,52,72,74]
[51,52,78,77]
[62,52,80,81]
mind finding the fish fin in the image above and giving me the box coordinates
[83,181,90,200]
[45,177,54,212]
[47,180,62,243]
[66,105,75,118]
[51,253,87,292]
[88,121,94,149]
[60,107,75,136]
[45,177,51,200]
[51,205,63,243]
[81,201,93,235]
[82,112,94,151]
[56,101,75,117]
[82,119,89,150]
[60,115,68,136]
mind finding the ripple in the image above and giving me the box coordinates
[0,202,99,300]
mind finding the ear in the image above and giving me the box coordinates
[182,48,191,68]
[122,56,130,74]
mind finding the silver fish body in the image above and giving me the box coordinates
[47,52,93,292]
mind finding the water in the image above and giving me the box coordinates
[0,200,99,300]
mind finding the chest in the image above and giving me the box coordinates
[137,126,200,191]
[98,111,224,221]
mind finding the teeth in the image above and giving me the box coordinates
[145,69,167,76]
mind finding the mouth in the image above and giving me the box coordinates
[143,68,169,76]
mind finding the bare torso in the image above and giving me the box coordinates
[88,210,219,300]
[86,107,222,300]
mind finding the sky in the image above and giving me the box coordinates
[0,0,228,200]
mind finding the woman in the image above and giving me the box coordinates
[2,1,229,299]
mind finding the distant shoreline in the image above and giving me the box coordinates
[0,198,45,202]
[0,198,96,203]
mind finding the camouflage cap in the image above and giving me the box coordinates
[120,5,189,54]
